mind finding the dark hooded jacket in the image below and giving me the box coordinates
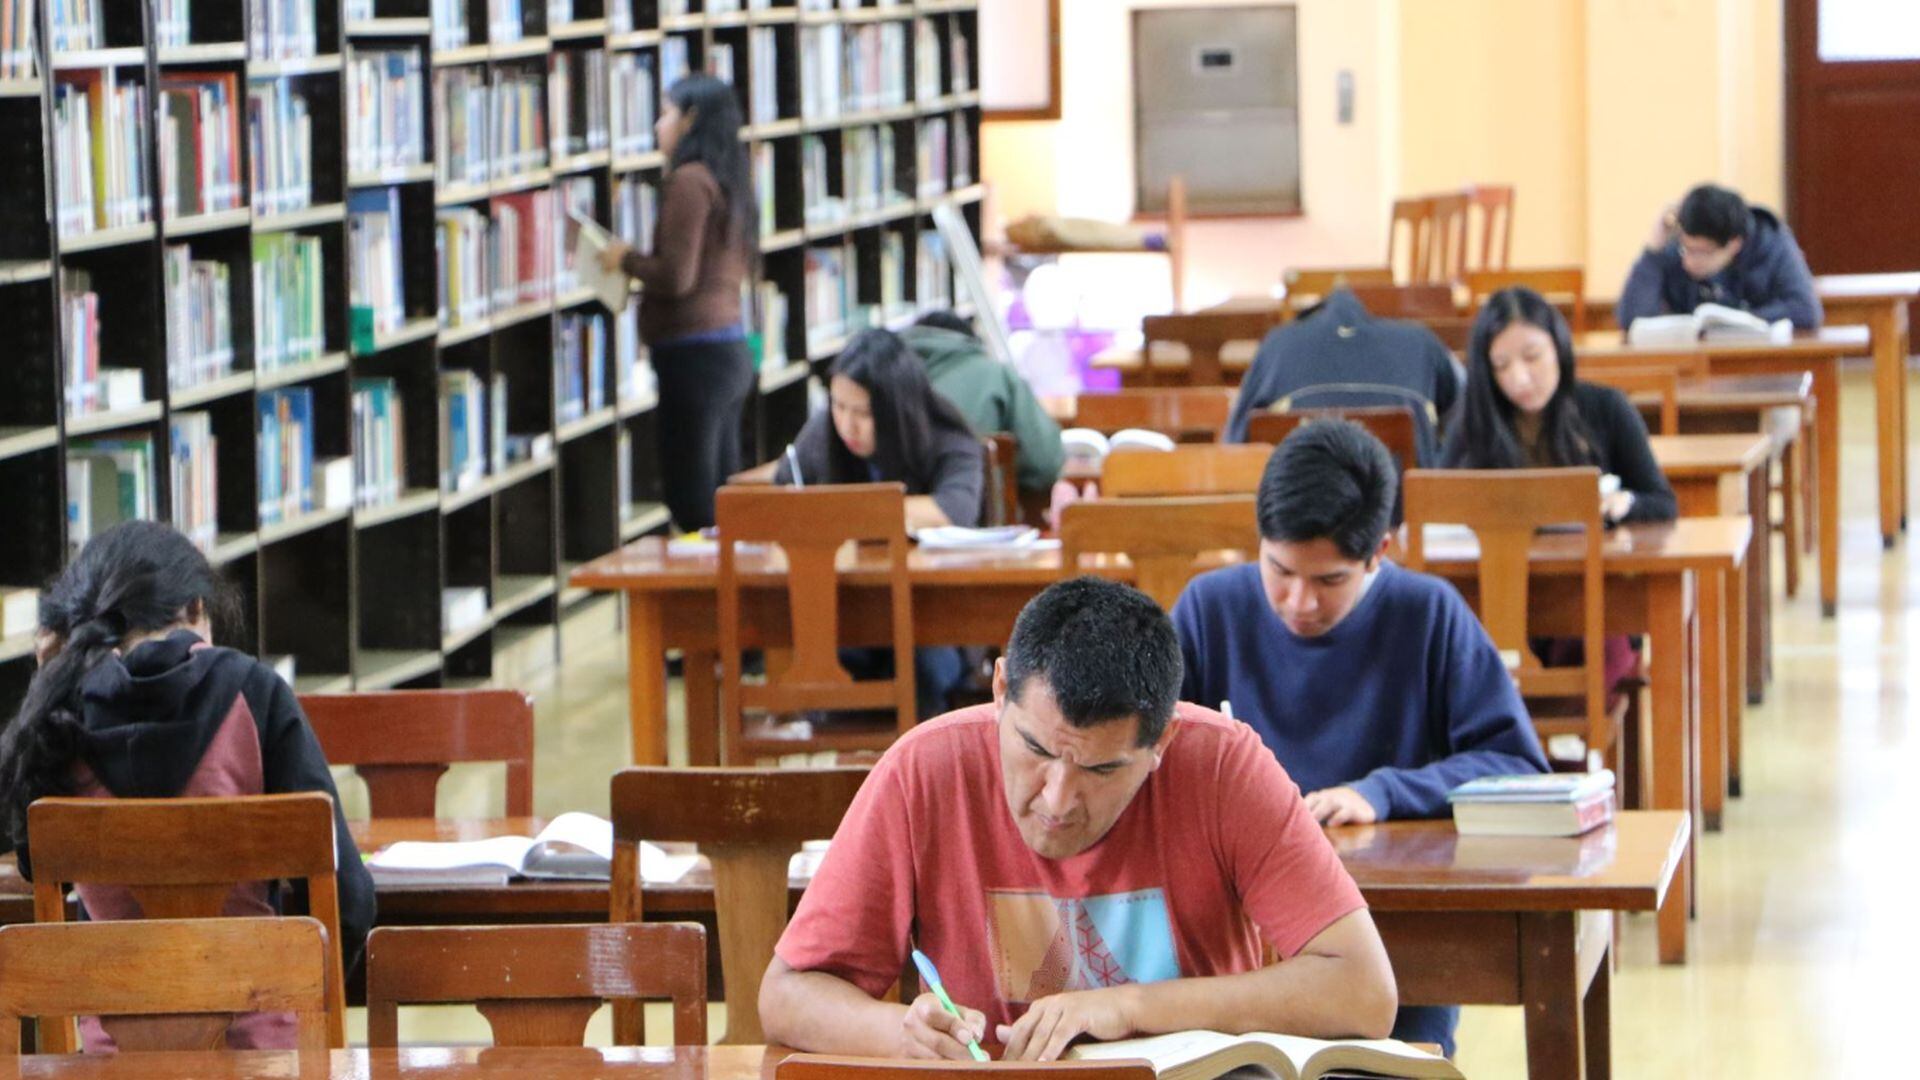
[15,630,375,977]
[1617,206,1823,330]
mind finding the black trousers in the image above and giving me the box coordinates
[652,337,755,531]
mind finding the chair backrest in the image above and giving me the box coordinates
[713,484,915,764]
[0,917,329,1055]
[1464,266,1587,334]
[1462,183,1515,273]
[1245,405,1419,474]
[1101,444,1273,497]
[1059,497,1259,610]
[608,767,871,1046]
[300,689,536,818]
[1347,282,1459,321]
[778,1055,1158,1080]
[1582,368,1680,436]
[1401,468,1608,750]
[979,433,1021,525]
[1139,309,1282,386]
[1388,193,1470,284]
[365,923,708,1048]
[26,793,347,1051]
[1071,388,1235,442]
[1281,265,1396,308]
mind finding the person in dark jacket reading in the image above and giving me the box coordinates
[1617,182,1822,330]
[0,521,376,1052]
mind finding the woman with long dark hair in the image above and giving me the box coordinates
[0,521,374,1050]
[598,74,758,530]
[775,328,986,530]
[1441,286,1676,524]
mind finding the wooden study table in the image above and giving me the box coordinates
[0,1044,787,1079]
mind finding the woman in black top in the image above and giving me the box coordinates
[1441,286,1676,524]
[775,328,985,529]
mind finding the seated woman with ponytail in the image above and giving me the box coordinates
[0,521,375,1052]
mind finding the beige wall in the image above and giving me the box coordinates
[981,0,1788,309]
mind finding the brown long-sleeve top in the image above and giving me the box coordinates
[619,161,750,345]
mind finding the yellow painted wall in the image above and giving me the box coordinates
[980,0,1788,306]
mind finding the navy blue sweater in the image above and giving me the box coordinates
[1171,561,1548,819]
[1617,206,1823,330]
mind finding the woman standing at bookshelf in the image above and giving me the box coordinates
[599,74,757,530]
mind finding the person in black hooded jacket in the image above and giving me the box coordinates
[0,520,374,1050]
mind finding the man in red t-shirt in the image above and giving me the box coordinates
[761,578,1397,1061]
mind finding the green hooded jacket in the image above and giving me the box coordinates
[900,325,1065,491]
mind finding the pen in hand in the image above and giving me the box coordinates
[911,948,990,1061]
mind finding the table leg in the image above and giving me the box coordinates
[1815,362,1841,617]
[684,650,719,766]
[1873,303,1903,547]
[1649,573,1691,964]
[1730,560,1748,800]
[625,592,669,766]
[1746,462,1769,710]
[1700,568,1727,832]
[1520,912,1587,1080]
[1899,303,1911,532]
[1582,924,1613,1080]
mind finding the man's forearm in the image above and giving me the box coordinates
[1120,952,1396,1040]
[760,963,910,1054]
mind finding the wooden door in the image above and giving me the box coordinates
[1786,0,1920,305]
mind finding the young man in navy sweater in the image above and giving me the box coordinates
[1170,418,1548,1055]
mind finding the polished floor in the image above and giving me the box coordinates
[350,364,1916,1075]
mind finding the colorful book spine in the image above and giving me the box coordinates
[433,0,471,51]
[549,46,608,159]
[351,376,406,507]
[916,231,950,309]
[250,0,319,62]
[258,386,316,524]
[164,242,236,391]
[433,65,490,189]
[348,186,407,337]
[154,0,191,51]
[52,68,154,235]
[490,63,549,178]
[252,231,326,371]
[436,206,492,327]
[917,117,949,197]
[48,0,104,54]
[1,0,39,80]
[749,27,779,124]
[610,51,656,158]
[58,267,102,415]
[159,70,245,220]
[613,175,657,254]
[439,368,488,492]
[247,79,313,216]
[488,0,525,46]
[347,46,426,177]
[169,410,219,550]
[554,310,607,423]
[914,18,941,103]
[488,188,553,309]
[67,436,157,557]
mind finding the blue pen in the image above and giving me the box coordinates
[911,948,990,1061]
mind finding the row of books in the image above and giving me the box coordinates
[709,41,735,86]
[253,231,328,371]
[434,66,490,188]
[916,230,950,311]
[164,242,236,392]
[549,47,609,159]
[491,64,550,178]
[554,310,608,424]
[842,125,907,215]
[748,27,780,125]
[160,71,244,222]
[611,176,658,258]
[437,207,492,328]
[259,386,315,525]
[433,0,472,52]
[59,268,145,418]
[67,437,156,559]
[913,18,942,104]
[1,0,37,79]
[660,35,690,94]
[47,0,102,54]
[251,0,319,62]
[348,187,407,338]
[154,0,191,51]
[53,70,154,237]
[352,376,407,508]
[747,279,791,373]
[439,369,505,493]
[248,80,314,217]
[609,52,657,159]
[915,117,948,198]
[169,411,218,552]
[491,188,555,309]
[800,22,910,121]
[803,242,853,351]
[347,47,426,178]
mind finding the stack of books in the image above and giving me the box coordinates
[1448,770,1617,837]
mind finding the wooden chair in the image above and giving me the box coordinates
[1101,444,1273,498]
[1401,469,1613,765]
[1583,367,1680,436]
[1245,405,1420,474]
[1388,193,1469,284]
[300,689,535,818]
[1059,496,1259,610]
[1138,309,1283,387]
[1347,282,1459,320]
[778,1056,1157,1080]
[0,916,330,1055]
[1464,266,1587,334]
[1281,265,1396,308]
[1462,183,1515,273]
[979,433,1020,525]
[365,923,708,1048]
[609,766,870,1045]
[714,484,915,763]
[1071,388,1236,442]
[25,793,350,1051]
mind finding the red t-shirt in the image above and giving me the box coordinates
[775,702,1367,1030]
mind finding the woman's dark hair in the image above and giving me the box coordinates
[1257,419,1396,560]
[665,74,758,258]
[1450,286,1596,471]
[825,328,977,484]
[0,521,239,849]
[1004,577,1182,747]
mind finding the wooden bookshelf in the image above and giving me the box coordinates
[0,0,984,713]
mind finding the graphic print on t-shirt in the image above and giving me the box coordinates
[986,887,1179,1003]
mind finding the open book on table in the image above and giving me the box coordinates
[366,812,698,884]
[1067,1029,1462,1080]
[1626,302,1789,346]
